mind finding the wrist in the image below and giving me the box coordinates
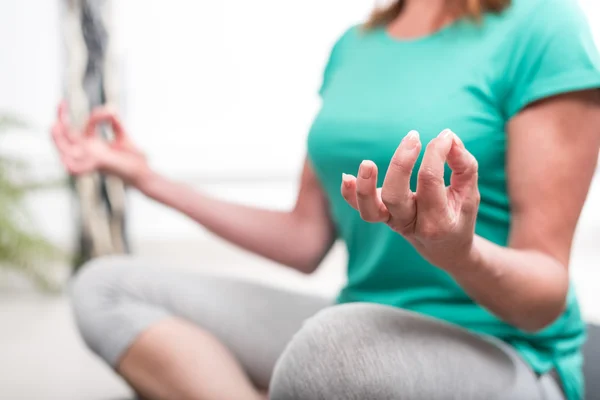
[130,165,159,194]
[465,236,483,270]
[96,151,152,189]
[446,235,485,278]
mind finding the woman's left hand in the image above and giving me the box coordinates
[341,129,480,272]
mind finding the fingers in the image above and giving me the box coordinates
[416,129,453,214]
[51,122,71,153]
[448,134,480,212]
[355,161,389,222]
[58,102,125,142]
[381,131,421,226]
[447,134,478,194]
[52,123,83,171]
[84,106,126,141]
[341,173,358,210]
[52,102,88,174]
[55,101,83,145]
[52,102,77,150]
[57,100,69,124]
[342,129,479,235]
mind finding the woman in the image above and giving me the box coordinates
[52,0,600,399]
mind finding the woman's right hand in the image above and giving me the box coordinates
[51,102,149,185]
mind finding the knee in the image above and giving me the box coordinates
[269,303,398,400]
[69,256,138,352]
[270,304,518,400]
[70,255,134,311]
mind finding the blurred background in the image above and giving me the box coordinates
[1,0,600,399]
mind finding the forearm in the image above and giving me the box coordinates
[450,235,569,333]
[135,170,333,272]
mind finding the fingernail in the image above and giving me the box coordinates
[404,130,420,150]
[453,133,465,148]
[438,129,452,139]
[342,173,353,187]
[359,161,373,179]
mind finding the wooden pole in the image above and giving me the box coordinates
[61,0,128,269]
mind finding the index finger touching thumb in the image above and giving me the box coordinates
[84,106,126,139]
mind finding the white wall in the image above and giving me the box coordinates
[0,0,373,246]
[114,0,372,179]
[1,1,600,305]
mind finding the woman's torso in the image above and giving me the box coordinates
[306,1,598,399]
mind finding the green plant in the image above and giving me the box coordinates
[0,114,64,291]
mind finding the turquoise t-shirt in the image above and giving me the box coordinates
[307,0,600,399]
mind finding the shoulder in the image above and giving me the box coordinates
[324,24,369,67]
[498,0,589,36]
[331,25,362,52]
[319,25,361,95]
[495,0,600,118]
[485,0,599,70]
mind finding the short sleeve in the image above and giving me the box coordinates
[503,0,600,119]
[318,26,355,97]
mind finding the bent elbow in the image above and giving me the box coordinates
[518,300,568,334]
[520,271,570,333]
[289,231,334,274]
[519,319,555,334]
[295,264,319,275]
[292,257,322,275]
[291,244,333,274]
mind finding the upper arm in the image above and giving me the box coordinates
[290,27,355,270]
[507,90,600,266]
[501,0,600,265]
[292,28,358,268]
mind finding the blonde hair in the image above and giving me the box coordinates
[365,0,511,29]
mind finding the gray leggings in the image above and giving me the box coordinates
[70,256,565,400]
